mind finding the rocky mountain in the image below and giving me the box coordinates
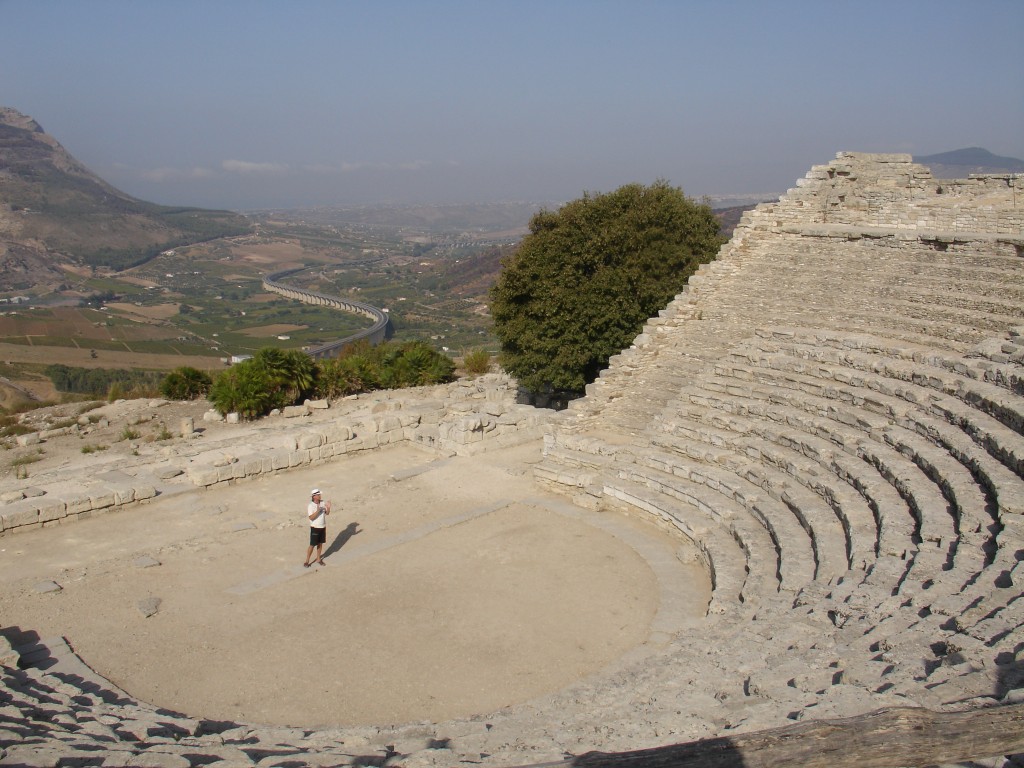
[0,106,249,292]
[914,147,1024,179]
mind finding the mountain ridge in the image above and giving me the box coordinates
[914,146,1024,178]
[0,106,249,290]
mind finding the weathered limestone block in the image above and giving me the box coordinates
[241,457,264,478]
[179,417,194,438]
[203,409,224,422]
[283,404,310,418]
[15,432,40,447]
[41,497,75,520]
[0,637,19,668]
[410,424,440,447]
[356,432,381,451]
[270,448,292,471]
[110,486,135,505]
[1,505,39,531]
[305,398,329,409]
[297,432,324,450]
[379,415,403,433]
[397,412,422,428]
[40,425,77,439]
[325,424,353,443]
[135,485,157,501]
[188,467,221,487]
[89,491,115,510]
[289,449,311,467]
[357,418,380,433]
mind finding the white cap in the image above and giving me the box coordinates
[311,488,320,496]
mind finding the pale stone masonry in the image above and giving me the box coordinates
[0,373,546,535]
[2,153,1023,767]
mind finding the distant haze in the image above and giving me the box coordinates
[2,0,1021,211]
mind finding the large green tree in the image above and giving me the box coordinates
[490,181,724,395]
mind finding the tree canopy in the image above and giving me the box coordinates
[489,181,724,395]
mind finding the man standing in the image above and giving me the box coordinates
[303,488,331,567]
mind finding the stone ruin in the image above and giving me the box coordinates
[1,152,1023,766]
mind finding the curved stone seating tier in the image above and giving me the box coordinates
[724,331,1024,482]
[535,152,1023,759]
[670,352,1017,604]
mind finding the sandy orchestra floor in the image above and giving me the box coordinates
[0,440,710,729]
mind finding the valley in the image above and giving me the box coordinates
[0,209,524,402]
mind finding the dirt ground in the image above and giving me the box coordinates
[0,340,223,379]
[0,427,710,729]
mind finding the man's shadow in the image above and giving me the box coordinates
[323,521,360,559]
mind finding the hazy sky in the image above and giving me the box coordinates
[2,0,1022,211]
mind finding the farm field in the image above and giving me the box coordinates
[0,207,520,404]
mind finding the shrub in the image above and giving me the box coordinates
[208,361,274,418]
[463,348,491,377]
[159,367,212,400]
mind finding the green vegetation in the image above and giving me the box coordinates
[44,364,163,399]
[463,348,492,377]
[207,340,456,418]
[159,367,212,400]
[119,426,141,441]
[208,347,316,419]
[490,181,724,396]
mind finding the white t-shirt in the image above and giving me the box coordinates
[307,500,327,528]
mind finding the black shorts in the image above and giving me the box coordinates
[309,527,326,546]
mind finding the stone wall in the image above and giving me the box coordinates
[0,373,546,536]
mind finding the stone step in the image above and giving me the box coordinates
[600,477,747,616]
[654,404,892,569]
[645,433,850,582]
[677,384,929,555]
[667,388,920,564]
[701,362,996,570]
[633,446,821,590]
[739,332,1024,447]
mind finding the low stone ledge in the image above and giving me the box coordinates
[1,379,550,531]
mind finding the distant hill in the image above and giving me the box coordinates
[0,106,249,290]
[712,204,758,240]
[914,147,1024,179]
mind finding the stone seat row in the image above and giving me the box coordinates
[658,382,1024,661]
[542,330,1021,635]
[733,330,1024,439]
[0,661,387,767]
[701,282,1017,355]
[700,358,992,545]
[720,340,1024,483]
[715,239,1024,320]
